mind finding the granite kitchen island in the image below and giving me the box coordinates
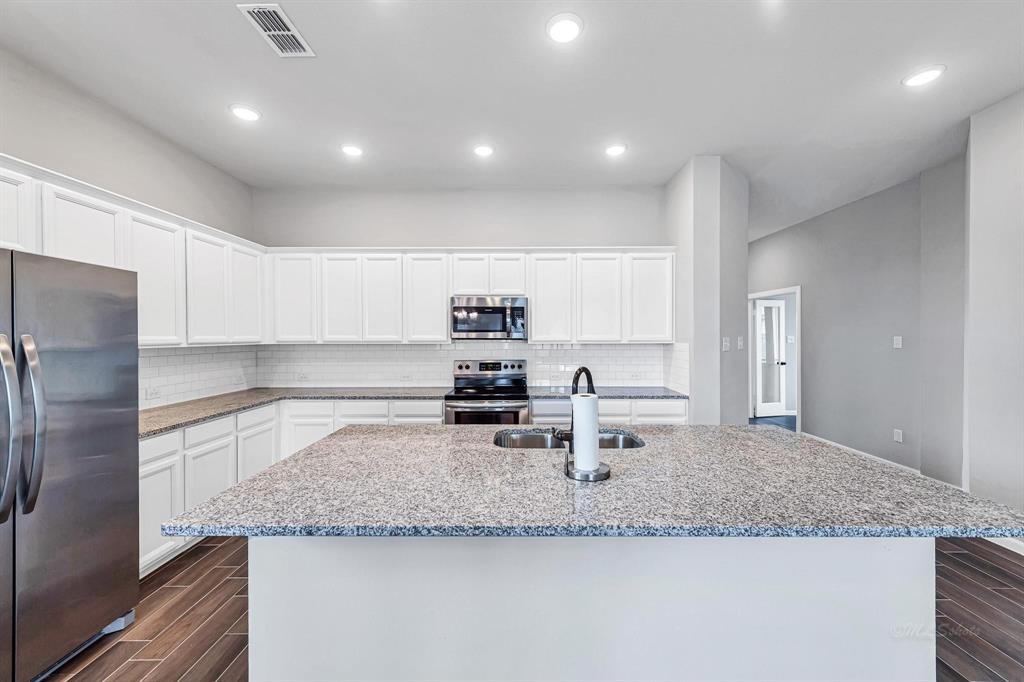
[165,425,1024,681]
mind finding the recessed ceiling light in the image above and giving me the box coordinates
[605,144,627,158]
[230,105,261,122]
[341,145,363,158]
[547,13,583,43]
[474,145,494,158]
[901,65,946,88]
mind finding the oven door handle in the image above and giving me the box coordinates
[445,401,529,411]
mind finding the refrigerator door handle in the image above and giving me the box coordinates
[0,333,21,521]
[19,334,46,514]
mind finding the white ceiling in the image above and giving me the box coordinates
[0,0,1021,239]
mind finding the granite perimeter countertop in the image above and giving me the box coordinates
[139,386,688,438]
[163,424,1024,539]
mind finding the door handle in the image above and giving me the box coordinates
[19,334,46,514]
[778,361,787,366]
[0,334,22,522]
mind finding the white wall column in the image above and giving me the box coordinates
[964,90,1024,511]
[666,156,750,424]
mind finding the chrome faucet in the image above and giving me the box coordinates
[551,366,608,481]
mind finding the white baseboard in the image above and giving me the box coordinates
[803,433,922,476]
[988,537,1024,557]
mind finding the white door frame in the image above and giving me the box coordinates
[755,299,787,417]
[748,286,801,432]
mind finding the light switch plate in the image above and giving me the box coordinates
[787,335,796,344]
[737,336,744,351]
[721,336,730,352]
[893,429,903,444]
[893,335,903,349]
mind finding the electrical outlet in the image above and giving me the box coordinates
[145,387,161,400]
[400,374,413,382]
[297,373,309,381]
[893,429,903,444]
[629,371,642,380]
[736,336,744,351]
[721,336,730,352]
[893,335,903,349]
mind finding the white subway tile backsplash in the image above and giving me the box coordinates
[139,346,258,409]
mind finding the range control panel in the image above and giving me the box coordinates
[454,360,527,375]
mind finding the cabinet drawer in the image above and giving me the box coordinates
[632,399,688,424]
[236,403,276,431]
[389,400,442,419]
[140,429,182,465]
[598,400,632,417]
[286,400,336,418]
[335,400,390,419]
[530,399,571,417]
[183,416,235,449]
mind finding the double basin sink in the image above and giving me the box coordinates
[493,430,643,449]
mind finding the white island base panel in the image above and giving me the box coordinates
[249,536,935,681]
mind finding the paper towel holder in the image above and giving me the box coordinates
[555,367,611,482]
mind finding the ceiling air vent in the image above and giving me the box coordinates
[238,4,315,57]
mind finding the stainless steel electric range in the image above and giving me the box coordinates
[443,360,529,424]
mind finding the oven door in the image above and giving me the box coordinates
[444,401,530,425]
[451,305,510,340]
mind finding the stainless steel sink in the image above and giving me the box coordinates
[493,430,643,449]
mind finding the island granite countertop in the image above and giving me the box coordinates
[139,386,687,438]
[163,424,1024,539]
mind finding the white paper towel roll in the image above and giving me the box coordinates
[570,393,600,471]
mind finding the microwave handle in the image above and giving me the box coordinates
[506,304,512,338]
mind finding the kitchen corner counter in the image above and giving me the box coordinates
[529,386,688,400]
[139,387,450,438]
[164,424,1024,539]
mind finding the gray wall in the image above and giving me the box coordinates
[252,186,666,247]
[919,157,966,486]
[964,91,1024,511]
[0,46,253,239]
[749,177,925,469]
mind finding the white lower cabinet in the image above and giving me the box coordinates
[335,400,390,428]
[280,401,336,458]
[184,434,237,511]
[236,405,277,479]
[529,398,688,426]
[138,431,185,575]
[389,400,443,425]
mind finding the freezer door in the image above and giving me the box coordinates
[0,250,13,682]
[13,252,138,682]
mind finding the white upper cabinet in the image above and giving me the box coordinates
[321,254,361,342]
[576,253,622,342]
[0,168,39,253]
[362,253,403,341]
[451,253,526,295]
[229,244,263,343]
[273,254,319,342]
[403,253,449,342]
[528,253,573,343]
[186,231,231,343]
[42,184,125,268]
[451,253,490,295]
[624,253,675,342]
[128,214,187,346]
[489,253,526,295]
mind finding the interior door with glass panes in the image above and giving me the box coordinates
[755,299,786,417]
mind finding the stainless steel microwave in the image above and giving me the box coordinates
[450,296,527,340]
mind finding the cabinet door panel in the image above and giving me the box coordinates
[231,245,263,342]
[238,422,276,480]
[0,168,39,252]
[42,185,123,268]
[576,254,622,342]
[490,254,526,295]
[625,253,674,342]
[184,436,237,510]
[130,215,186,346]
[139,453,184,569]
[273,254,319,342]
[186,231,231,343]
[285,417,335,456]
[528,254,573,342]
[451,254,489,294]
[322,254,361,341]
[362,254,403,341]
[404,254,448,342]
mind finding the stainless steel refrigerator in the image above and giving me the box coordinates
[0,250,138,681]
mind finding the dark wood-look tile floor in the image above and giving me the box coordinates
[48,535,1024,681]
[51,537,249,682]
